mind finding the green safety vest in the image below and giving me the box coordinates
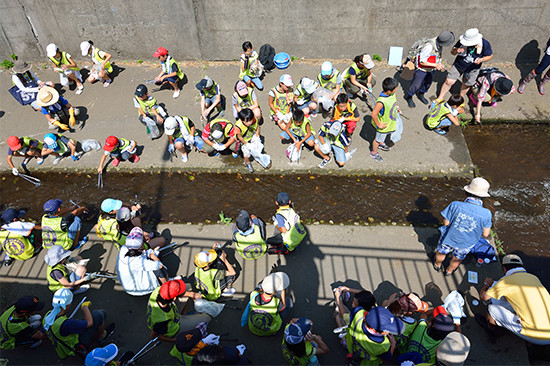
[170,345,195,365]
[41,215,72,250]
[319,123,345,150]
[288,118,312,139]
[50,134,71,155]
[14,137,43,153]
[47,263,68,292]
[234,119,258,142]
[146,287,180,338]
[372,93,397,133]
[194,267,222,301]
[0,306,29,350]
[112,137,132,153]
[173,116,198,139]
[281,326,316,365]
[239,52,260,79]
[92,47,113,73]
[43,311,79,359]
[96,216,126,249]
[402,320,441,364]
[276,207,306,252]
[201,82,219,99]
[295,84,314,102]
[317,70,340,91]
[343,63,370,80]
[236,88,255,109]
[49,52,79,72]
[234,224,267,260]
[0,229,34,261]
[427,102,453,129]
[207,119,233,143]
[270,87,293,116]
[162,55,184,80]
[248,291,282,336]
[135,96,158,115]
[346,309,390,366]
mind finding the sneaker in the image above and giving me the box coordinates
[21,157,31,166]
[48,122,57,130]
[36,158,44,165]
[416,93,429,105]
[232,152,239,158]
[221,288,236,297]
[4,255,13,267]
[53,156,62,165]
[218,109,225,117]
[370,152,383,162]
[432,263,442,272]
[245,163,254,173]
[103,79,111,87]
[112,158,120,167]
[98,323,116,345]
[173,90,180,99]
[129,154,140,163]
[76,85,84,95]
[71,284,90,295]
[71,152,83,161]
[345,148,357,161]
[378,143,391,152]
[434,129,447,135]
[405,96,416,108]
[179,153,188,163]
[318,156,331,168]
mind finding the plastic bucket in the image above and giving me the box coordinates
[274,52,290,69]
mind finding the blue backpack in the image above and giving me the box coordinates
[470,238,497,262]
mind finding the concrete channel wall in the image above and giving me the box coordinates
[1,0,549,63]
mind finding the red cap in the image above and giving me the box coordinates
[159,279,186,300]
[433,305,448,319]
[7,136,21,151]
[153,47,168,58]
[104,136,119,152]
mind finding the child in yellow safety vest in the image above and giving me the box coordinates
[153,47,184,99]
[1,208,42,266]
[80,40,113,87]
[426,94,464,135]
[370,78,402,163]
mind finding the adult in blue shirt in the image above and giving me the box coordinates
[36,86,79,131]
[433,177,492,276]
[435,28,493,103]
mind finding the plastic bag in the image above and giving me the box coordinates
[443,290,465,324]
[81,139,102,152]
[143,117,161,139]
[286,144,301,162]
[194,299,225,317]
[248,136,271,168]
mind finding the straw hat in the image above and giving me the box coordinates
[463,177,490,197]
[12,60,32,74]
[36,86,59,107]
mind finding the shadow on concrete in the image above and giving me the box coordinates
[515,40,541,80]
[358,114,375,150]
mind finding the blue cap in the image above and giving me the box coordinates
[44,133,58,150]
[85,344,119,366]
[101,199,122,213]
[43,199,63,213]
[284,318,312,344]
[1,208,26,224]
[366,306,405,335]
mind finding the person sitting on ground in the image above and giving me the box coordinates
[43,288,115,359]
[80,40,113,87]
[153,47,184,99]
[266,192,307,255]
[233,108,261,173]
[518,36,550,95]
[293,77,319,117]
[382,292,430,350]
[117,227,169,296]
[469,68,515,123]
[133,84,166,139]
[42,133,82,165]
[314,121,351,169]
[36,86,79,131]
[44,245,94,294]
[97,136,139,172]
[239,41,264,91]
[85,343,120,366]
[201,119,237,156]
[332,93,360,142]
[194,244,237,300]
[343,54,376,99]
[6,135,45,176]
[478,254,550,345]
[433,177,492,276]
[370,77,402,163]
[165,115,205,163]
[147,279,209,343]
[232,80,262,121]
[232,209,268,260]
[1,208,42,266]
[281,317,329,365]
[42,199,88,251]
[316,61,343,111]
[280,109,315,152]
[426,94,464,135]
[191,344,249,365]
[403,31,455,108]
[10,59,54,111]
[0,295,46,350]
[248,272,292,336]
[269,74,294,131]
[45,43,84,94]
[169,325,228,365]
[196,76,225,122]
[346,306,404,366]
[333,287,376,340]
[435,332,471,366]
[397,306,457,365]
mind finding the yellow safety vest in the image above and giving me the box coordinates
[47,263,68,292]
[43,311,79,359]
[276,207,306,252]
[317,70,340,91]
[270,87,293,116]
[194,267,222,301]
[343,63,370,80]
[49,52,79,72]
[162,55,184,80]
[333,102,358,121]
[146,287,180,337]
[248,291,282,336]
[0,306,30,350]
[96,216,126,249]
[0,229,34,261]
[372,93,397,133]
[233,224,267,260]
[427,102,453,129]
[236,88,255,109]
[235,119,258,142]
[346,309,390,366]
[92,47,113,73]
[41,215,72,250]
[134,96,158,116]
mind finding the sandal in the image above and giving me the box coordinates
[432,263,442,272]
[444,268,458,277]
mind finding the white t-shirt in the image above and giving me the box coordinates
[2,221,35,236]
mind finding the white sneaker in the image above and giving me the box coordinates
[48,122,57,130]
[71,284,90,295]
[181,154,188,163]
[345,148,357,161]
[173,90,180,99]
[76,85,84,95]
[53,156,63,165]
[221,288,236,297]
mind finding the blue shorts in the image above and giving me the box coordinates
[157,74,178,84]
[280,131,314,143]
[435,117,453,129]
[331,145,346,163]
[175,136,205,151]
[296,100,316,111]
[436,242,473,260]
[67,216,82,241]
[243,75,263,90]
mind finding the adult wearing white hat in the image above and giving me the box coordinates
[36,86,79,131]
[80,40,113,87]
[45,43,84,94]
[10,60,54,110]
[433,177,492,276]
[479,254,550,345]
[343,53,377,98]
[435,28,493,104]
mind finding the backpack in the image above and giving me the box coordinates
[470,238,497,262]
[476,67,505,87]
[259,44,276,71]
[406,37,433,63]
